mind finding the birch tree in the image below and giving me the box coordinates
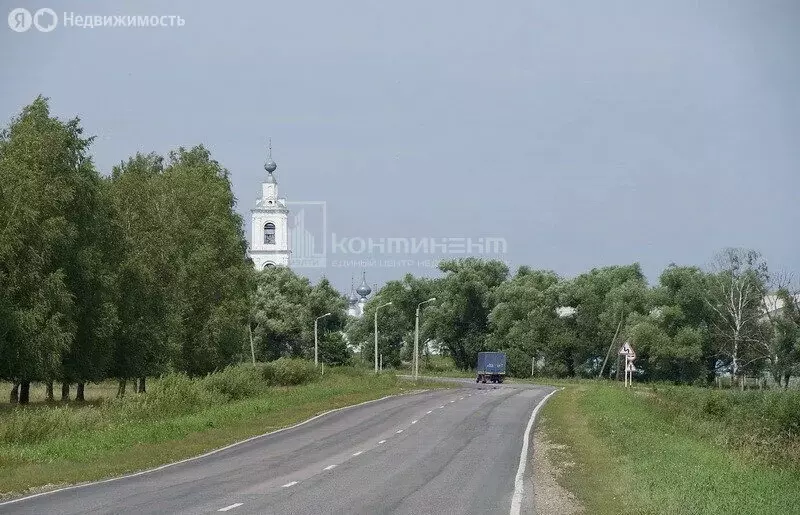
[706,248,769,385]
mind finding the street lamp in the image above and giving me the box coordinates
[374,302,392,373]
[314,312,332,367]
[414,298,436,381]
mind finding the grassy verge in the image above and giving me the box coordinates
[0,366,445,498]
[539,383,800,514]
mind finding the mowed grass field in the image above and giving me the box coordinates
[0,366,447,499]
[539,382,800,514]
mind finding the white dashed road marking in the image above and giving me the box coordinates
[396,429,403,434]
[353,451,363,456]
[426,410,432,414]
[439,405,445,409]
[218,503,243,512]
[411,420,417,424]
[282,482,298,488]
[379,440,386,444]
[324,464,337,471]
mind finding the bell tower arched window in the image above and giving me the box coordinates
[264,222,276,244]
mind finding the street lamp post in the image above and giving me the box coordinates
[414,298,436,381]
[374,302,392,373]
[314,312,332,367]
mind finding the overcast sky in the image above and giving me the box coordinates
[2,0,798,292]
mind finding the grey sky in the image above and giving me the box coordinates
[2,0,798,291]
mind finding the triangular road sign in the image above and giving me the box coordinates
[626,361,636,372]
[619,342,635,358]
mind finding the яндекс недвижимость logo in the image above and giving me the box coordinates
[8,7,57,32]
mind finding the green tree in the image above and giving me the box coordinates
[560,264,649,376]
[160,146,252,376]
[706,248,769,384]
[307,277,348,365]
[0,97,82,403]
[60,139,119,401]
[488,268,562,369]
[427,259,509,370]
[627,317,703,383]
[250,266,312,360]
[106,153,175,394]
[347,274,438,368]
[651,264,715,382]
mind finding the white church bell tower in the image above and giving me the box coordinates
[250,140,290,269]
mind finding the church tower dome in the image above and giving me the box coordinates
[249,139,290,270]
[356,272,372,298]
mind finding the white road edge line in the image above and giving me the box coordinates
[352,451,363,456]
[0,392,418,507]
[282,481,298,488]
[324,464,337,471]
[218,502,244,511]
[509,388,560,515]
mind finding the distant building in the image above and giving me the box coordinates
[249,142,290,270]
[762,293,800,320]
[347,272,373,318]
[556,306,577,318]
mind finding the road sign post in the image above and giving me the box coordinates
[619,342,636,387]
[625,359,636,387]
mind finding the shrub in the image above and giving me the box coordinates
[203,364,267,401]
[262,358,318,386]
[114,373,226,419]
[702,391,730,418]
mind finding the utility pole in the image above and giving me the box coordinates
[374,302,392,373]
[415,298,436,381]
[248,324,256,366]
[598,313,624,379]
[314,313,332,367]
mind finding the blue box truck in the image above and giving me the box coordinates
[476,352,506,384]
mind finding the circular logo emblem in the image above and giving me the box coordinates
[8,7,32,32]
[33,8,57,32]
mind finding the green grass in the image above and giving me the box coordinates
[540,383,800,514]
[0,367,446,498]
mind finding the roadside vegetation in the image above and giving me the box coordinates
[3,95,799,508]
[0,362,439,498]
[539,382,800,514]
[3,96,798,404]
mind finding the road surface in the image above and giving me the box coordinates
[1,381,555,515]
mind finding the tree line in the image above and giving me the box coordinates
[3,97,798,404]
[349,253,799,387]
[0,98,349,404]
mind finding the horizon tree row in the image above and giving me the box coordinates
[349,252,799,387]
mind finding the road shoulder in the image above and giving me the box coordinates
[532,426,584,514]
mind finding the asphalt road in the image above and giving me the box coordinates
[1,381,555,515]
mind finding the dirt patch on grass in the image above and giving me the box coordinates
[532,429,584,514]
